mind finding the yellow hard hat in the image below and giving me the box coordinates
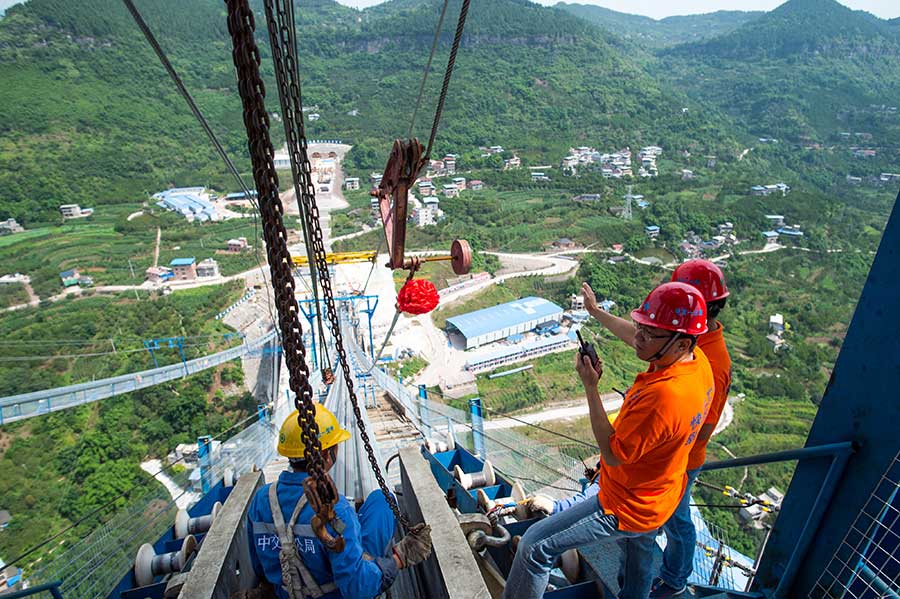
[277,405,351,458]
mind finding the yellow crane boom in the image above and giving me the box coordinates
[291,250,378,267]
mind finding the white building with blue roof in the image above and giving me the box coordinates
[445,296,564,350]
[153,187,222,223]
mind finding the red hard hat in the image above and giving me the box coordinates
[671,259,729,302]
[632,282,709,335]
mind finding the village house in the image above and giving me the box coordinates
[503,156,521,170]
[751,183,790,197]
[60,269,80,287]
[59,204,94,219]
[170,258,197,281]
[415,197,444,227]
[196,258,220,278]
[442,184,459,198]
[369,172,383,185]
[273,145,291,169]
[762,231,780,244]
[145,266,173,284]
[227,237,249,253]
[417,180,436,197]
[344,177,360,190]
[452,177,467,190]
[443,154,457,174]
[468,180,483,191]
[0,218,23,234]
[645,225,660,239]
[552,238,576,250]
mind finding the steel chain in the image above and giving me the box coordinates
[263,0,411,530]
[224,0,337,514]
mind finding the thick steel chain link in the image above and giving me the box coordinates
[224,0,338,513]
[262,0,411,531]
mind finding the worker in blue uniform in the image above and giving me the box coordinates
[247,405,432,598]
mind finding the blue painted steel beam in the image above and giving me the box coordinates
[4,581,64,599]
[699,442,854,472]
[755,189,900,596]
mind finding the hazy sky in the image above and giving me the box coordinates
[334,0,900,19]
[0,0,897,19]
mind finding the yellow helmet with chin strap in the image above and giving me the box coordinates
[277,405,351,458]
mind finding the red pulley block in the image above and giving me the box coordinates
[451,239,472,275]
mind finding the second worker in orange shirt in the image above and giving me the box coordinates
[580,259,733,598]
[502,282,714,599]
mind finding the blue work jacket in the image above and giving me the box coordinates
[248,470,398,599]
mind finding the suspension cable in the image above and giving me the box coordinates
[225,0,339,533]
[261,0,424,532]
[120,0,277,331]
[424,0,471,160]
[407,0,450,139]
[260,0,334,371]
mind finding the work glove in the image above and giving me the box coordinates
[393,523,433,568]
[525,494,556,517]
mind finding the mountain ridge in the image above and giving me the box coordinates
[0,0,741,223]
[556,2,762,47]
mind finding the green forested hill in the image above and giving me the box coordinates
[0,0,743,224]
[656,0,900,155]
[556,3,762,48]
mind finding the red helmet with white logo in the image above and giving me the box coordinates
[632,282,708,335]
[671,259,729,302]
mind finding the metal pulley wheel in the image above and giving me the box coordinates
[451,239,472,275]
[134,534,197,586]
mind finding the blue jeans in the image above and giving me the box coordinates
[502,495,656,599]
[659,468,701,589]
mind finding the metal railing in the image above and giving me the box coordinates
[0,330,278,425]
[27,389,290,599]
[812,451,900,599]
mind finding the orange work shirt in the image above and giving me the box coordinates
[687,323,733,471]
[598,348,714,532]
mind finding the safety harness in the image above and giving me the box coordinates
[268,484,338,599]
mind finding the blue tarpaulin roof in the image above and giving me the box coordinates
[446,297,563,340]
[170,257,196,267]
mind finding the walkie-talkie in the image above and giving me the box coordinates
[576,330,600,369]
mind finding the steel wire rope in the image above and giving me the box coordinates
[479,404,599,451]
[361,0,469,350]
[260,0,413,530]
[423,0,470,160]
[435,408,582,485]
[225,0,343,537]
[0,338,251,363]
[407,0,451,140]
[0,332,244,347]
[264,0,332,372]
[4,405,265,571]
[120,0,277,335]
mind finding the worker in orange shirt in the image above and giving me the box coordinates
[582,259,732,598]
[503,282,713,599]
